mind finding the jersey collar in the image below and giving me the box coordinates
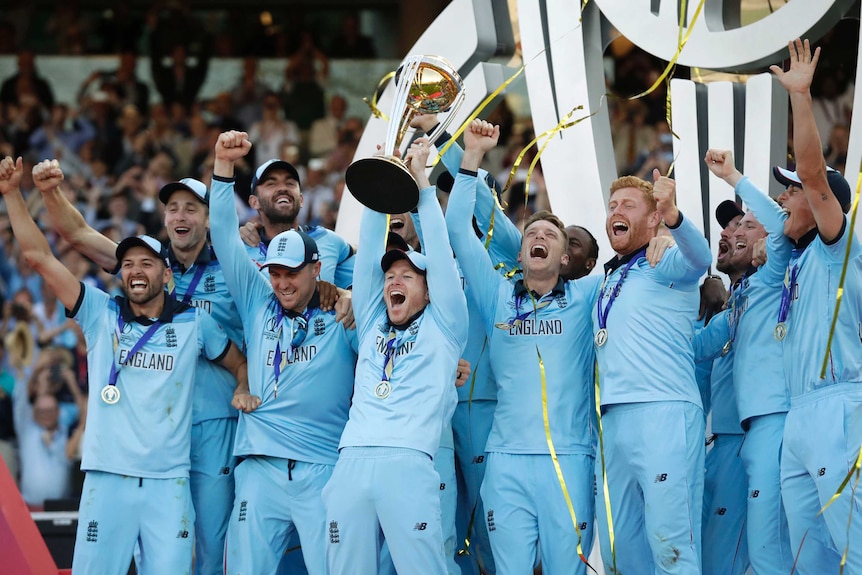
[167,241,215,273]
[283,289,321,319]
[513,276,565,299]
[603,243,649,275]
[116,291,188,325]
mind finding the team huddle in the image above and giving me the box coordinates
[1,38,860,575]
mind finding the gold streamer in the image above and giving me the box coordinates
[538,348,595,572]
[595,364,617,574]
[363,71,396,120]
[432,64,527,166]
[819,170,861,378]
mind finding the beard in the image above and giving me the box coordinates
[123,280,165,307]
[257,193,300,225]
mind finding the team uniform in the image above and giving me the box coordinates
[737,175,862,573]
[166,242,244,575]
[700,342,749,575]
[323,184,467,575]
[210,176,358,575]
[724,176,795,573]
[447,169,599,575]
[69,286,231,575]
[437,132,522,575]
[593,213,711,574]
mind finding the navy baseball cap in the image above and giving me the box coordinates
[261,229,319,271]
[158,178,208,205]
[116,235,168,264]
[252,159,301,192]
[715,200,745,228]
[380,249,427,275]
[772,166,852,213]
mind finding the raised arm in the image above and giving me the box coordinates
[445,120,506,330]
[405,139,467,342]
[0,158,82,311]
[705,149,792,282]
[35,160,118,271]
[771,39,843,242]
[652,168,712,279]
[210,130,271,322]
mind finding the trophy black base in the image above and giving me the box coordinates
[346,156,420,214]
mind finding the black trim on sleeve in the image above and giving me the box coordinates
[212,175,235,183]
[435,130,452,146]
[212,340,232,364]
[458,168,478,178]
[821,216,848,246]
[65,282,86,318]
[666,211,685,230]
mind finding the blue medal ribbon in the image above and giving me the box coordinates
[170,262,208,305]
[108,317,163,388]
[272,306,313,398]
[597,248,646,330]
[777,254,802,325]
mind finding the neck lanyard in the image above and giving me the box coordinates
[169,262,208,305]
[774,249,803,341]
[102,316,162,404]
[722,273,749,355]
[595,248,645,346]
[272,306,313,398]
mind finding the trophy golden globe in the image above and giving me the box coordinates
[346,55,465,214]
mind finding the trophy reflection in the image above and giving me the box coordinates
[346,55,465,214]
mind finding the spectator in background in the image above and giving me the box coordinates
[28,103,96,163]
[328,13,376,58]
[231,57,270,129]
[14,349,83,508]
[612,100,656,176]
[32,281,78,352]
[824,122,849,175]
[248,91,300,167]
[78,51,150,116]
[152,43,210,111]
[0,340,17,480]
[309,94,347,158]
[281,32,328,135]
[44,1,89,55]
[0,50,55,110]
[302,157,335,227]
[209,92,244,133]
[91,5,142,54]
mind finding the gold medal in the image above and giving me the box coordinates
[721,341,732,356]
[101,385,120,405]
[774,322,787,341]
[374,380,391,399]
[595,328,608,347]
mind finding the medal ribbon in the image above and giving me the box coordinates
[272,306,313,398]
[108,317,163,387]
[169,262,208,305]
[777,257,801,325]
[379,326,400,386]
[727,273,749,346]
[596,249,645,331]
[506,293,554,328]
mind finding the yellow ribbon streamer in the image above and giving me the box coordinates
[363,71,396,120]
[819,170,861,378]
[594,363,617,574]
[432,64,527,166]
[538,346,595,572]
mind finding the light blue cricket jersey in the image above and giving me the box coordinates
[167,244,242,423]
[693,309,739,433]
[595,213,711,407]
[447,170,598,455]
[728,177,793,422]
[70,286,230,478]
[245,224,355,288]
[733,177,862,397]
[341,185,468,459]
[210,176,359,464]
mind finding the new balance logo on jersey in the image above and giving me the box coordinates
[220,467,231,475]
[750,490,760,499]
[579,522,588,531]
[655,473,668,483]
[165,326,177,348]
[176,530,189,539]
[716,507,727,516]
[86,520,98,542]
[238,500,247,522]
[314,316,325,336]
[329,521,340,544]
[472,455,485,464]
[439,483,446,491]
[487,510,496,532]
[413,522,428,531]
[818,467,826,477]
[204,275,216,293]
